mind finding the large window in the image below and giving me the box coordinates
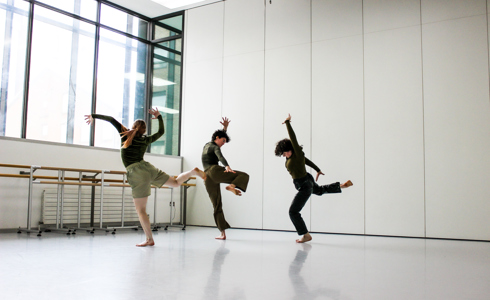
[150,13,183,156]
[94,28,147,149]
[26,5,95,145]
[0,0,29,137]
[0,0,185,156]
[35,0,97,21]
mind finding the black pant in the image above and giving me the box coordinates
[289,173,341,235]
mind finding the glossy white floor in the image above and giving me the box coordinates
[1,226,489,300]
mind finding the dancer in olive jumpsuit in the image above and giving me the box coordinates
[202,117,249,240]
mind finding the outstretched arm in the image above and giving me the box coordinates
[86,113,124,133]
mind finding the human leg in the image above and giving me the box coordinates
[204,175,230,239]
[209,166,250,196]
[341,180,353,188]
[133,197,154,247]
[290,177,313,242]
[163,167,206,188]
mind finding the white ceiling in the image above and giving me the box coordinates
[108,0,224,19]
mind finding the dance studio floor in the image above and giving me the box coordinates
[1,226,489,300]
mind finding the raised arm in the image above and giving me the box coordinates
[283,114,303,156]
[220,117,230,132]
[148,107,165,143]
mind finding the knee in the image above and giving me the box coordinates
[213,205,223,215]
[134,207,146,216]
[289,209,300,217]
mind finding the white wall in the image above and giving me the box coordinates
[422,0,490,240]
[0,137,183,229]
[311,0,365,235]
[182,0,490,241]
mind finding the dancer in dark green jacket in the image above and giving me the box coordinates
[85,108,206,247]
[275,114,353,243]
[202,117,249,240]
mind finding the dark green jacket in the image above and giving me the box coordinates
[284,120,320,179]
[92,114,164,168]
[201,141,229,171]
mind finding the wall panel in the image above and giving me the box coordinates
[423,15,490,240]
[421,0,486,24]
[263,43,311,232]
[223,0,264,57]
[265,0,311,50]
[311,35,365,234]
[364,26,425,237]
[312,0,362,42]
[221,51,265,229]
[363,0,420,33]
[181,58,224,228]
[185,2,224,64]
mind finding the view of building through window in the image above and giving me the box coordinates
[0,0,183,156]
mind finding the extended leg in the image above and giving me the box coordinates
[164,167,206,188]
[133,197,154,247]
[211,167,250,196]
[341,180,353,188]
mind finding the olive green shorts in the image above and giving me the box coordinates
[126,161,170,198]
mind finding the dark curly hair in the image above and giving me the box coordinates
[274,138,294,156]
[212,130,230,143]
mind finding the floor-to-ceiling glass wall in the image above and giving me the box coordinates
[0,0,184,155]
[94,3,148,149]
[26,4,96,145]
[0,0,29,137]
[150,13,183,156]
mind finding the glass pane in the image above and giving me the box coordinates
[95,28,148,149]
[158,38,181,52]
[150,47,181,155]
[26,6,95,145]
[100,4,148,39]
[0,0,29,137]
[154,15,182,40]
[35,0,97,21]
[158,14,182,31]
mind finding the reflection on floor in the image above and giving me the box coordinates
[1,226,489,300]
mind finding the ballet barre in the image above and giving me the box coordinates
[0,163,195,236]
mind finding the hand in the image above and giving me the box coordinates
[224,166,236,173]
[84,115,93,125]
[282,113,291,124]
[220,117,230,131]
[315,171,324,182]
[149,107,161,119]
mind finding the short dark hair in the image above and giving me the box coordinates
[274,138,294,156]
[212,130,230,143]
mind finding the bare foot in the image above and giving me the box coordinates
[296,233,312,243]
[215,231,226,240]
[193,167,206,181]
[225,184,242,196]
[340,180,353,188]
[136,239,155,247]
